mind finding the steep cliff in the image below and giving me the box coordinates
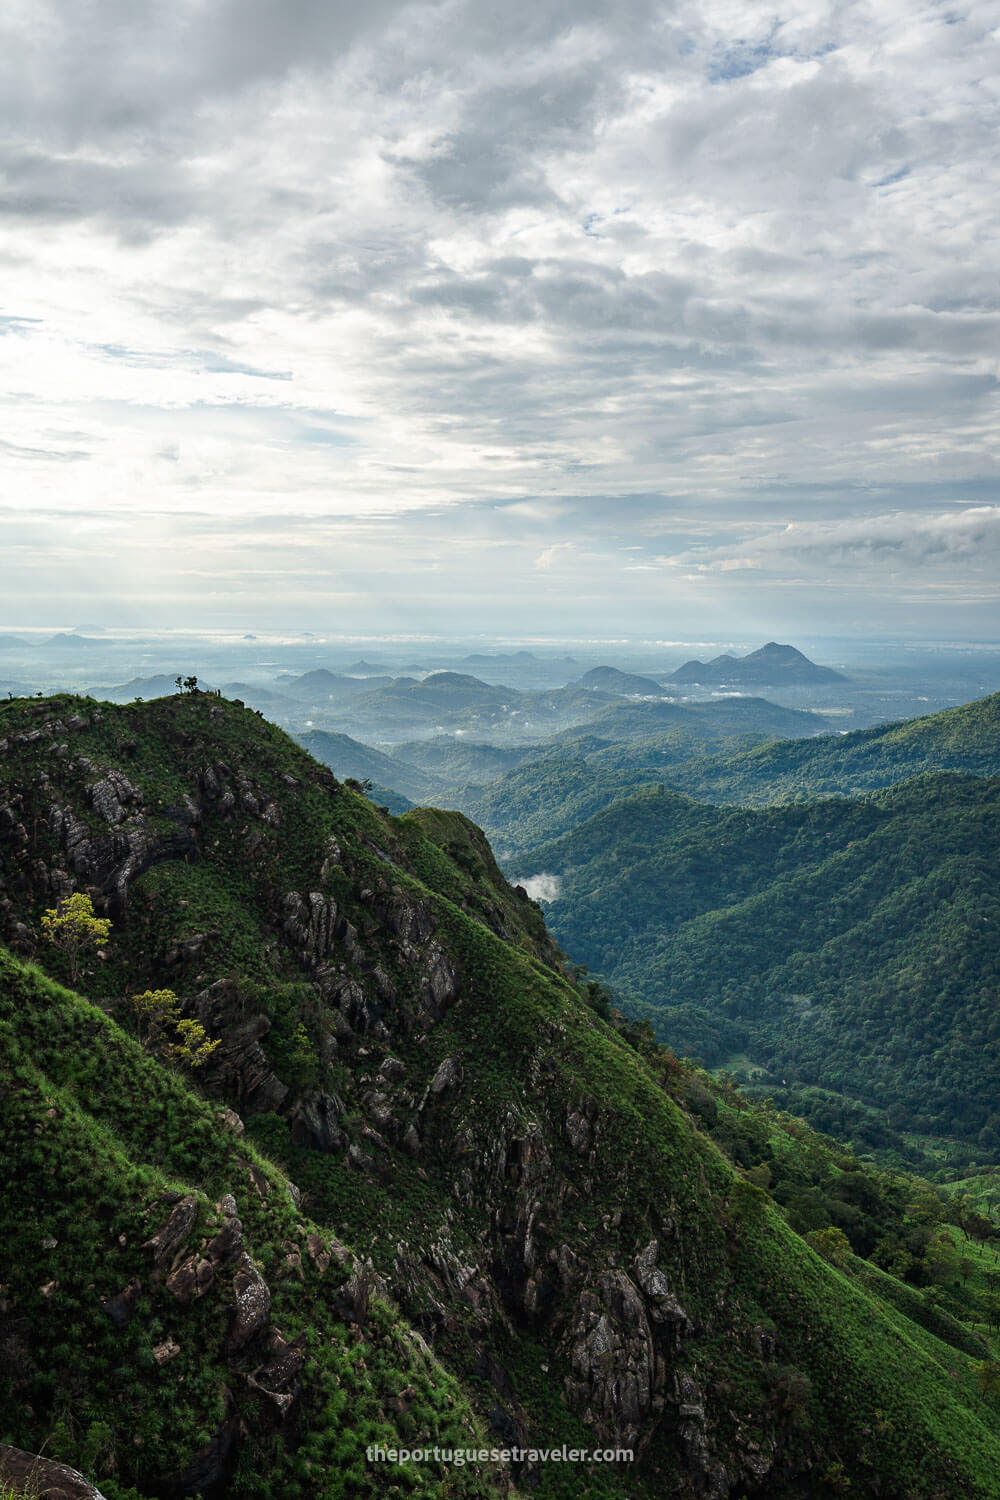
[2,692,999,1500]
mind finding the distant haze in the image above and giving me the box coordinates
[1,2,999,640]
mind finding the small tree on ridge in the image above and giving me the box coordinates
[41,893,111,982]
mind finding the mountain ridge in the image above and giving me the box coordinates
[671,643,848,687]
[2,691,1000,1498]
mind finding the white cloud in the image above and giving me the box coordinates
[516,873,562,902]
[0,0,999,633]
[673,506,1000,575]
[533,541,577,570]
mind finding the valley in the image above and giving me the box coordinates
[3,647,1000,1499]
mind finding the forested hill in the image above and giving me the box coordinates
[521,772,1000,1146]
[669,691,1000,805]
[4,691,1000,1499]
[439,694,1000,862]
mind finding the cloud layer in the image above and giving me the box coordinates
[2,0,999,634]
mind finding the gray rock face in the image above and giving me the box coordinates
[561,1247,697,1457]
[282,890,364,967]
[86,771,143,826]
[672,1372,729,1498]
[192,982,288,1114]
[634,1241,693,1337]
[565,1109,592,1156]
[166,1255,215,1306]
[47,791,196,905]
[565,1268,661,1446]
[228,1253,272,1351]
[289,1091,346,1152]
[420,943,461,1014]
[143,1195,199,1268]
[249,1330,306,1424]
[429,1055,463,1095]
[377,890,434,947]
[0,1445,109,1499]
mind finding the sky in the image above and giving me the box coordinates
[2,0,1000,639]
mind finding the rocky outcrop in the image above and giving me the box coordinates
[565,1268,662,1448]
[48,800,193,905]
[191,981,289,1114]
[86,771,143,826]
[166,1255,216,1306]
[671,1373,729,1499]
[281,891,364,968]
[228,1253,272,1352]
[289,1090,346,1152]
[0,1446,109,1500]
[248,1330,306,1425]
[143,1194,200,1268]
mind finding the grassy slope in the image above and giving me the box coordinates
[3,695,1000,1496]
[0,950,504,1500]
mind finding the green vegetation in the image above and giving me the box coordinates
[4,691,1000,1498]
[128,988,220,1068]
[41,893,111,983]
[662,690,1000,805]
[432,692,1000,861]
[0,949,505,1500]
[519,773,1000,1149]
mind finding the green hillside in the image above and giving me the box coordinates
[444,700,832,856]
[4,692,1000,1498]
[441,694,1000,859]
[554,695,830,744]
[669,692,1000,805]
[521,774,1000,1147]
[295,727,441,804]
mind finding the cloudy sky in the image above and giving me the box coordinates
[2,0,999,638]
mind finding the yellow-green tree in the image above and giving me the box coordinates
[128,988,220,1069]
[41,893,111,982]
[805,1225,853,1269]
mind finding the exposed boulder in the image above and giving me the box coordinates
[288,1091,346,1152]
[0,1446,109,1499]
[166,1254,215,1305]
[86,771,143,826]
[143,1195,199,1269]
[191,982,288,1113]
[429,1055,463,1095]
[565,1268,664,1450]
[228,1253,272,1352]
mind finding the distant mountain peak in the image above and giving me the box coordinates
[577,665,669,697]
[670,643,847,686]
